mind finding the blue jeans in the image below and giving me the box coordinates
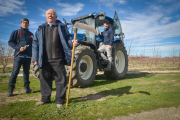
[8,56,31,91]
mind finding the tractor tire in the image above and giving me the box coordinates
[31,64,71,80]
[67,45,97,87]
[31,64,40,79]
[31,45,97,88]
[104,42,128,80]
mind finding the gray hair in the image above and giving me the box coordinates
[21,18,29,24]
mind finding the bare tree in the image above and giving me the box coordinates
[126,38,139,56]
[0,43,13,73]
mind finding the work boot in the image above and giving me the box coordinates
[101,60,109,64]
[57,104,63,108]
[7,90,13,97]
[36,101,48,106]
[104,67,111,71]
[24,88,34,94]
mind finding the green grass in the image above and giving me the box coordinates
[0,74,180,120]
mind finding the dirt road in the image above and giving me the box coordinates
[112,106,180,120]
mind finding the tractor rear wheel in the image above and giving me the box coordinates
[104,42,128,80]
[67,45,97,87]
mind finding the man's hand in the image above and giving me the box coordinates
[108,46,112,49]
[20,47,25,52]
[72,40,78,46]
[33,61,39,65]
[97,29,100,35]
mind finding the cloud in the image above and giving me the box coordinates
[158,0,174,3]
[0,0,28,16]
[5,21,20,26]
[56,2,84,16]
[29,20,44,29]
[93,0,126,8]
[39,2,84,17]
[39,8,46,17]
[120,3,180,47]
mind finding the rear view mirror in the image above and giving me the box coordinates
[98,12,105,20]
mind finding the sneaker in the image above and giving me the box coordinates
[101,60,109,64]
[7,90,13,97]
[24,88,34,94]
[36,101,46,106]
[104,68,111,71]
[57,104,63,108]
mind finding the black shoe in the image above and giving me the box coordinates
[7,90,13,97]
[104,68,111,71]
[24,88,34,94]
[101,60,109,64]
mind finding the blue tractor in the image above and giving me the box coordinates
[31,11,128,87]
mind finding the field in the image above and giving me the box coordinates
[0,73,180,120]
[128,56,180,72]
[0,57,180,120]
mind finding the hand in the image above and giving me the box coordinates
[72,40,78,46]
[33,61,39,65]
[108,46,112,49]
[97,29,100,35]
[20,47,25,52]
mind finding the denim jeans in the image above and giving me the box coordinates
[8,56,31,91]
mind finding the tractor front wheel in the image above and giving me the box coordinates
[67,45,97,87]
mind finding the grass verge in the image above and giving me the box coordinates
[0,74,180,120]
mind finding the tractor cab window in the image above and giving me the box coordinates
[113,11,124,41]
[96,25,104,34]
[72,18,95,43]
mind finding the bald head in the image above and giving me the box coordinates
[46,9,57,23]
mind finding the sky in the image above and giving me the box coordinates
[0,0,180,57]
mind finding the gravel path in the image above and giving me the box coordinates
[112,106,180,120]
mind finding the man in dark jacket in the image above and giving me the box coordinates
[7,18,34,97]
[32,9,77,108]
[98,21,114,71]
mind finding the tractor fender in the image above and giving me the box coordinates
[78,41,100,64]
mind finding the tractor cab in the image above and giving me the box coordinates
[70,11,125,48]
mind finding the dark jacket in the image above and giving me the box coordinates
[32,20,73,67]
[99,27,114,46]
[8,28,33,57]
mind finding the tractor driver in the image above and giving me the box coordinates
[97,21,114,71]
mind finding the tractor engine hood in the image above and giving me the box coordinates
[71,33,85,41]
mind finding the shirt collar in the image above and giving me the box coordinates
[104,27,109,31]
[48,22,56,27]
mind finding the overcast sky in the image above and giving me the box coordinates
[0,0,180,57]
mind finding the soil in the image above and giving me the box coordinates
[112,106,180,120]
[0,63,13,68]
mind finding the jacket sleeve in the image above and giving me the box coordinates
[8,30,21,51]
[109,29,114,46]
[65,27,73,49]
[32,30,39,62]
[98,32,104,39]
